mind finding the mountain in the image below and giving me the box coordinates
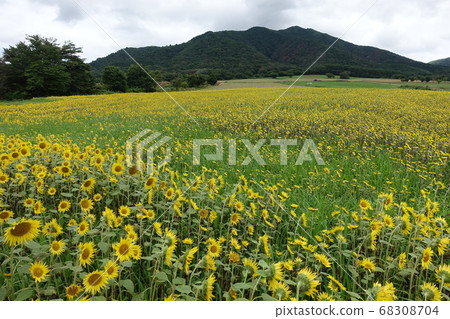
[90,26,450,79]
[429,57,450,67]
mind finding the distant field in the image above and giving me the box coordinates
[205,75,450,91]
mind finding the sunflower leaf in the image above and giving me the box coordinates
[154,271,169,283]
[97,242,109,253]
[0,287,7,301]
[120,279,134,294]
[15,288,34,301]
[261,293,277,301]
[175,285,192,294]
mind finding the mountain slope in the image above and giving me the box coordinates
[90,26,450,78]
[429,57,450,67]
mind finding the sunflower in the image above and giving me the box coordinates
[0,210,13,223]
[260,234,270,257]
[317,292,335,301]
[58,200,71,212]
[66,284,82,300]
[421,282,441,301]
[118,205,131,217]
[373,282,397,301]
[81,178,96,193]
[144,176,158,189]
[47,188,56,196]
[234,201,244,211]
[437,237,449,256]
[83,270,109,295]
[79,242,96,267]
[33,200,45,214]
[50,240,66,255]
[228,251,240,263]
[383,193,394,210]
[398,252,407,269]
[42,218,63,237]
[203,273,216,301]
[104,260,120,279]
[359,199,373,211]
[131,244,142,260]
[111,162,124,175]
[383,215,394,228]
[78,220,90,235]
[60,165,72,177]
[271,281,292,300]
[165,187,175,200]
[29,261,50,283]
[207,238,221,258]
[400,214,412,235]
[68,219,77,227]
[199,208,209,219]
[297,267,320,296]
[4,218,41,245]
[268,262,284,282]
[360,258,376,272]
[435,264,450,287]
[327,275,346,291]
[230,212,241,225]
[112,237,135,262]
[243,258,259,277]
[184,246,198,275]
[314,253,332,268]
[421,247,433,269]
[79,198,94,213]
[93,193,102,202]
[24,198,35,208]
[164,229,177,265]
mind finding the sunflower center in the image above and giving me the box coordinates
[210,245,218,254]
[11,222,31,236]
[119,244,129,255]
[52,243,60,251]
[81,248,90,260]
[115,165,122,172]
[81,201,90,209]
[107,267,114,275]
[67,286,78,296]
[0,211,9,219]
[84,181,92,187]
[88,273,102,286]
[33,267,44,277]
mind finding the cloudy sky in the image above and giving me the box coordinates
[0,0,449,63]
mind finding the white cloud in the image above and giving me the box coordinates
[0,0,448,63]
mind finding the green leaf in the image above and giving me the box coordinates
[121,261,133,267]
[91,296,107,301]
[61,192,73,197]
[98,242,109,253]
[232,282,252,290]
[120,279,134,294]
[175,285,192,294]
[261,293,277,301]
[154,271,169,283]
[0,287,8,301]
[132,292,144,301]
[173,278,186,286]
[15,288,34,301]
[346,291,363,300]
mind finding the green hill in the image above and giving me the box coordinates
[429,57,450,67]
[90,26,450,79]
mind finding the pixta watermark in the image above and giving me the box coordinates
[126,130,325,174]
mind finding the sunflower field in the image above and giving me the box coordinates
[0,87,449,301]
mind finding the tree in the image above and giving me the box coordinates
[126,64,158,92]
[102,66,127,92]
[2,35,94,98]
[325,73,335,79]
[339,71,350,79]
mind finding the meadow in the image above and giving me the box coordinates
[0,87,449,301]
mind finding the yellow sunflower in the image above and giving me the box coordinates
[360,258,376,272]
[79,198,94,213]
[29,261,50,283]
[421,247,433,269]
[317,292,335,301]
[359,199,373,211]
[83,270,109,295]
[184,246,198,275]
[398,252,407,270]
[50,240,66,255]
[81,178,96,193]
[58,200,71,213]
[230,212,241,225]
[79,242,96,267]
[297,267,320,296]
[144,176,158,189]
[4,218,41,245]
[435,264,450,287]
[77,220,89,235]
[373,282,397,301]
[0,210,13,223]
[42,218,63,237]
[118,205,131,217]
[204,273,216,301]
[165,187,175,200]
[314,253,332,268]
[112,237,135,262]
[104,260,120,279]
[66,284,82,300]
[207,238,221,258]
[111,162,125,175]
[421,282,441,301]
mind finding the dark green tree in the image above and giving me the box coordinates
[325,73,335,79]
[126,64,158,92]
[339,71,350,79]
[2,35,94,98]
[102,66,127,92]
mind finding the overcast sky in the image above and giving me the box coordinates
[0,0,449,63]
